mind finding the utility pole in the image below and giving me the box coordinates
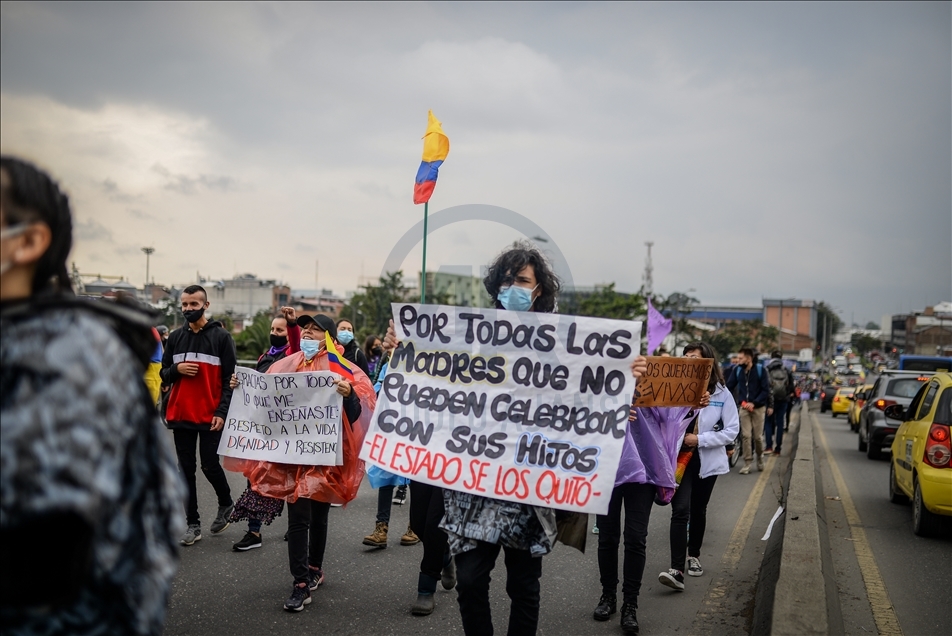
[141,247,154,287]
[642,241,654,296]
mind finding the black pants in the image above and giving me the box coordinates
[409,481,447,589]
[376,485,394,524]
[172,428,232,526]
[669,452,718,572]
[287,498,330,585]
[596,482,655,606]
[456,541,543,636]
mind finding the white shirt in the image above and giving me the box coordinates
[695,384,741,479]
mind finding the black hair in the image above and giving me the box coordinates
[771,350,783,359]
[0,156,73,294]
[739,346,756,361]
[483,240,561,314]
[682,341,725,393]
[336,318,354,330]
[182,284,207,300]
[363,334,380,360]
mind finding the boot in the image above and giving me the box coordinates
[362,521,388,548]
[593,592,616,621]
[441,555,456,590]
[412,572,438,616]
[401,525,421,546]
[620,602,639,634]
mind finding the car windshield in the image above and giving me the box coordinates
[839,388,854,395]
[885,378,927,398]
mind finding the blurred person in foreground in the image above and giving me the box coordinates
[0,156,182,635]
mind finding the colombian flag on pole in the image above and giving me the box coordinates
[326,331,355,381]
[413,110,450,204]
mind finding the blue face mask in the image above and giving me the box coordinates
[337,330,354,345]
[497,285,537,312]
[300,339,321,359]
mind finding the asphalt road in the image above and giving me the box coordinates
[164,409,796,636]
[810,406,952,636]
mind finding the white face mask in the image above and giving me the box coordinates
[0,224,29,276]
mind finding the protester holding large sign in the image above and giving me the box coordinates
[223,314,375,613]
[370,242,649,634]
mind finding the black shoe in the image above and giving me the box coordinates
[233,531,262,551]
[210,503,234,534]
[307,566,324,591]
[283,583,311,612]
[621,603,639,634]
[411,592,435,616]
[593,592,617,621]
[392,487,408,505]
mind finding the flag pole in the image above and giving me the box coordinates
[421,201,428,304]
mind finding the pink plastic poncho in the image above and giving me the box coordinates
[223,350,375,504]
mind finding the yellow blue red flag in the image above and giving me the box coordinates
[326,331,355,381]
[413,110,449,204]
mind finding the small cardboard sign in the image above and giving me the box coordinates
[633,356,712,407]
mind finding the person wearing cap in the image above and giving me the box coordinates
[223,313,376,613]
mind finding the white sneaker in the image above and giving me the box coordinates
[757,456,765,471]
[687,557,703,577]
[739,464,751,475]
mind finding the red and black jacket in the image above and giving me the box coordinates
[160,320,236,429]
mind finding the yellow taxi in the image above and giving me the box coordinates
[831,387,854,418]
[848,384,875,432]
[888,373,952,536]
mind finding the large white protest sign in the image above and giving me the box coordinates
[219,368,344,466]
[359,303,642,514]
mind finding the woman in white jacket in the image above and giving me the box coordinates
[658,342,740,591]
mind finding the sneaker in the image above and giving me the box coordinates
[592,524,599,534]
[284,583,311,612]
[307,566,324,591]
[363,521,388,548]
[411,592,435,616]
[401,525,421,546]
[180,524,202,546]
[763,448,773,456]
[233,531,262,552]
[659,569,685,591]
[757,456,765,471]
[330,503,343,507]
[739,464,751,475]
[392,487,408,505]
[441,556,456,590]
[620,602,640,634]
[687,557,703,577]
[593,592,617,621]
[210,503,234,534]
[774,446,782,455]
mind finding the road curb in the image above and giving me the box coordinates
[770,409,829,635]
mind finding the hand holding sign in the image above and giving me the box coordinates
[632,356,713,408]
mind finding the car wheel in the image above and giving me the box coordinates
[866,439,881,460]
[889,463,908,504]
[832,413,838,418]
[821,405,827,413]
[858,429,868,452]
[913,478,939,537]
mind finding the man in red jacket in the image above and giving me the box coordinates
[161,284,237,546]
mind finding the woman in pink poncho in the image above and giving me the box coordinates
[224,313,375,613]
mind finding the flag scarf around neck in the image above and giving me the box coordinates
[413,110,450,204]
[647,298,673,355]
[326,331,354,381]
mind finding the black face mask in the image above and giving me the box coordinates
[270,334,288,348]
[183,308,205,324]
[372,346,383,356]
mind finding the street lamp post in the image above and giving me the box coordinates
[141,247,155,288]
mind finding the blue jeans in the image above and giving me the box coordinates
[765,400,787,450]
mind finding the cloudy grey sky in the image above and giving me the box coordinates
[1,1,949,325]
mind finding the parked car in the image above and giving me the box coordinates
[831,387,855,418]
[858,371,934,460]
[888,372,952,536]
[848,383,875,432]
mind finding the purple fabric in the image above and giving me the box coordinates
[614,406,694,489]
[266,344,289,357]
[647,298,672,355]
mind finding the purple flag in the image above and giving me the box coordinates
[647,298,672,355]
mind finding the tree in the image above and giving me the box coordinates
[851,332,882,356]
[339,271,451,342]
[815,302,844,355]
[576,283,646,320]
[701,320,781,360]
[865,321,880,330]
[234,310,273,361]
